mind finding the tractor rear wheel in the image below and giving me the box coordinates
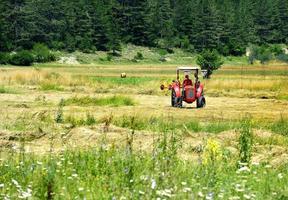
[196,96,206,108]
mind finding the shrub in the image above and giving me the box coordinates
[32,43,56,63]
[9,50,34,66]
[268,44,284,56]
[248,45,272,64]
[134,52,144,60]
[0,52,10,64]
[276,54,288,63]
[196,49,223,79]
[257,46,272,64]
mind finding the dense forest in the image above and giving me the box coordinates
[0,0,287,56]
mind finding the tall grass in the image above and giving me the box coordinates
[0,138,287,199]
[63,95,136,107]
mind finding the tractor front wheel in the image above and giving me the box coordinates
[171,90,182,107]
[196,96,206,108]
[171,90,176,107]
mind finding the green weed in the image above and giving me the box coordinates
[238,117,253,165]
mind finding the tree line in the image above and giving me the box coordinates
[0,0,287,55]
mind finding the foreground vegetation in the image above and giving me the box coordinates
[1,127,288,199]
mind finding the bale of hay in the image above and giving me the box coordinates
[121,73,126,78]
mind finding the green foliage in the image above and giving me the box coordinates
[238,118,253,165]
[0,52,10,64]
[134,52,144,60]
[276,54,288,63]
[9,51,34,66]
[248,45,273,64]
[1,140,288,199]
[0,0,287,55]
[32,43,56,63]
[196,50,223,78]
[63,96,135,107]
[268,44,284,56]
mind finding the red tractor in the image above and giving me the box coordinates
[161,66,206,108]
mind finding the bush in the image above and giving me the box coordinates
[196,49,223,79]
[32,43,56,63]
[276,54,288,63]
[0,52,10,64]
[9,50,34,66]
[248,45,272,64]
[268,44,284,56]
[134,52,144,60]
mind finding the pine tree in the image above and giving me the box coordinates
[105,0,122,54]
[278,0,288,43]
[193,0,222,51]
[149,0,174,48]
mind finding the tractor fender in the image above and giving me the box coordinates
[196,84,204,98]
[172,85,181,98]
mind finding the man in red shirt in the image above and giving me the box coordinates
[182,75,192,99]
[182,74,192,88]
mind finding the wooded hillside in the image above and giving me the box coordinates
[0,0,287,55]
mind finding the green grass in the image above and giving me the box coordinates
[40,83,64,91]
[112,115,239,134]
[65,113,97,127]
[63,95,136,107]
[90,76,158,86]
[0,140,287,199]
[0,86,17,94]
[268,117,288,136]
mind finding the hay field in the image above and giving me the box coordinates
[0,63,288,199]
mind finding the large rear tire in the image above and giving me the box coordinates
[196,96,206,108]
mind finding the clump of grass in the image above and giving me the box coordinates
[65,113,97,127]
[40,83,64,91]
[269,116,288,136]
[0,86,17,94]
[63,95,135,107]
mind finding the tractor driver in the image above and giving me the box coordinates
[182,74,192,98]
[182,74,192,88]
